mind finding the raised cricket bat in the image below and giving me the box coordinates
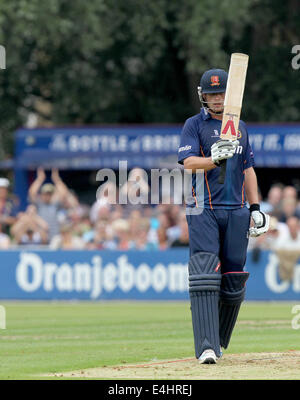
[218,53,249,184]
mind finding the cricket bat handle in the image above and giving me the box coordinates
[218,159,227,184]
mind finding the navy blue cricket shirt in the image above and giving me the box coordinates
[178,108,254,209]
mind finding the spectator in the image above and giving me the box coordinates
[95,204,111,223]
[0,177,18,232]
[278,197,297,223]
[111,218,131,250]
[143,206,153,219]
[282,185,297,200]
[248,216,287,251]
[51,169,79,209]
[168,204,181,227]
[131,218,156,250]
[128,210,142,242]
[68,205,92,237]
[146,207,160,244]
[167,210,187,245]
[90,181,117,224]
[156,226,168,250]
[274,216,300,250]
[171,215,189,247]
[0,222,11,249]
[10,176,300,252]
[49,222,85,250]
[157,211,171,230]
[10,205,48,246]
[281,185,300,219]
[262,184,283,216]
[274,216,300,281]
[29,168,74,240]
[110,204,124,222]
[119,168,150,216]
[84,220,116,250]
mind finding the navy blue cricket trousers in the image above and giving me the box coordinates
[186,207,251,274]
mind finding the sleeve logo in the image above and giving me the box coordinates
[178,145,192,153]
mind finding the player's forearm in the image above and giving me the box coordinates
[184,156,217,172]
[244,167,259,205]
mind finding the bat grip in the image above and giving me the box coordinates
[218,159,227,184]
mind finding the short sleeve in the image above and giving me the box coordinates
[178,118,200,165]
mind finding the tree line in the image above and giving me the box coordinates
[0,0,299,159]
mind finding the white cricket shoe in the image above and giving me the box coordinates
[198,349,217,364]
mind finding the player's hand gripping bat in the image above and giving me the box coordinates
[218,53,249,184]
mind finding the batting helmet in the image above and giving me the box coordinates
[197,68,228,112]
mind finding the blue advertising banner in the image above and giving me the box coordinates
[14,124,300,169]
[247,123,300,167]
[15,126,181,169]
[0,250,299,301]
[13,124,300,209]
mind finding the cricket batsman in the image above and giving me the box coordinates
[178,69,270,364]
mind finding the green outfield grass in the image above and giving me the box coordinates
[0,301,299,379]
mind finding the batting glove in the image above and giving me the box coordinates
[249,204,270,237]
[211,140,239,166]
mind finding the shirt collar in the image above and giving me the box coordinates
[200,107,212,121]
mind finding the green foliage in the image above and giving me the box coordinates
[0,0,299,159]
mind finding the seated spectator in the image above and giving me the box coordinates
[29,168,75,240]
[274,216,300,281]
[248,216,287,251]
[147,208,160,244]
[169,204,182,222]
[68,205,92,237]
[282,185,298,200]
[167,210,187,245]
[18,228,45,246]
[0,177,18,232]
[84,220,117,250]
[143,206,154,219]
[156,226,168,250]
[90,181,118,224]
[49,222,85,250]
[147,208,172,246]
[262,184,283,216]
[278,197,298,223]
[119,168,150,216]
[110,204,124,222]
[130,218,156,250]
[274,216,300,250]
[0,222,11,249]
[10,205,48,246]
[171,216,189,247]
[111,218,132,250]
[157,210,171,230]
[281,185,300,219]
[128,210,142,242]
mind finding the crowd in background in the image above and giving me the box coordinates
[0,168,299,252]
[249,184,300,252]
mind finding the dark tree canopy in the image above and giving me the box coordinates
[0,0,299,158]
